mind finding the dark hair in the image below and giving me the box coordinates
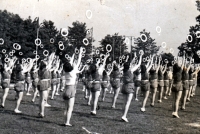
[39,61,47,71]
[113,64,118,71]
[15,63,23,72]
[63,61,73,72]
[173,63,181,74]
[90,63,97,74]
[123,62,130,72]
[103,70,107,76]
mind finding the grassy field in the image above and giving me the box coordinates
[0,82,200,134]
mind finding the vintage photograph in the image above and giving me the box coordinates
[0,0,200,133]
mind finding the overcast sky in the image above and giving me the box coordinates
[0,0,199,55]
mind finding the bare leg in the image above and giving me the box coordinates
[173,91,182,118]
[64,97,75,126]
[163,87,169,99]
[111,87,120,108]
[32,87,38,102]
[135,87,140,101]
[87,91,92,105]
[187,86,193,101]
[101,87,107,101]
[91,91,100,114]
[84,86,88,99]
[141,90,150,111]
[158,87,164,102]
[39,90,48,117]
[26,83,32,95]
[151,88,157,106]
[51,85,57,99]
[14,92,23,113]
[1,88,9,107]
[122,93,133,122]
[181,90,188,110]
[45,88,51,107]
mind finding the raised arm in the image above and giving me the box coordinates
[131,52,143,73]
[147,55,155,72]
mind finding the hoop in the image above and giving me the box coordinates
[164,59,168,63]
[40,44,44,48]
[83,38,89,46]
[65,54,69,59]
[2,49,6,54]
[5,54,8,58]
[96,49,100,55]
[59,52,63,55]
[22,58,26,63]
[170,48,174,53]
[36,55,40,59]
[27,58,31,63]
[75,48,79,54]
[172,61,175,65]
[143,58,146,62]
[59,44,64,50]
[50,38,54,43]
[13,43,21,50]
[0,38,4,45]
[82,54,85,57]
[106,44,112,52]
[122,55,125,59]
[107,64,112,70]
[125,37,129,44]
[187,35,193,42]
[140,34,147,42]
[19,52,23,55]
[86,10,92,19]
[82,47,86,53]
[58,41,63,45]
[33,50,37,54]
[161,42,167,48]
[139,50,144,55]
[90,58,93,61]
[196,31,200,38]
[35,38,41,46]
[96,58,99,62]
[61,28,68,37]
[12,50,15,53]
[100,54,105,60]
[86,30,91,35]
[174,57,177,61]
[9,52,13,56]
[119,56,122,60]
[119,59,122,63]
[146,56,149,61]
[4,58,9,63]
[43,50,49,57]
[156,26,161,33]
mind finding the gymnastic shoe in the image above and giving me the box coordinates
[90,111,96,115]
[45,103,51,107]
[121,116,129,122]
[140,108,146,112]
[172,112,180,118]
[14,109,22,114]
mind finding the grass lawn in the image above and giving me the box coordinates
[0,82,200,134]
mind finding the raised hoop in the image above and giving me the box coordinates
[83,38,89,46]
[172,61,175,65]
[0,38,4,45]
[35,38,41,46]
[33,50,37,54]
[59,52,62,55]
[96,49,100,55]
[82,54,85,57]
[4,58,9,63]
[86,59,91,63]
[100,54,105,60]
[140,34,147,42]
[9,52,13,56]
[125,37,129,44]
[12,50,15,53]
[61,28,68,37]
[36,55,40,59]
[139,50,144,55]
[58,41,63,45]
[122,55,125,59]
[161,42,167,48]
[96,58,99,62]
[82,47,86,53]
[156,26,161,34]
[119,59,122,63]
[164,59,168,63]
[50,38,54,43]
[170,48,174,53]
[43,50,49,57]
[19,52,23,55]
[146,56,149,61]
[27,58,31,63]
[86,10,92,19]
[13,43,21,50]
[65,54,69,59]
[40,44,44,48]
[75,48,79,54]
[2,49,6,54]
[187,35,193,42]
[59,44,64,50]
[106,44,112,52]
[196,31,200,38]
[143,58,146,62]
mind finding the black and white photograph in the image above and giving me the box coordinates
[0,0,200,133]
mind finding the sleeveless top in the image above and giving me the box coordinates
[141,71,149,80]
[173,68,182,83]
[164,71,170,80]
[52,71,57,79]
[102,73,110,81]
[3,71,10,79]
[182,69,189,81]
[149,69,157,80]
[40,68,50,79]
[111,70,121,79]
[31,71,38,79]
[16,71,25,81]
[57,72,61,78]
[92,71,102,81]
[158,70,163,80]
[26,72,31,77]
[123,70,134,84]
